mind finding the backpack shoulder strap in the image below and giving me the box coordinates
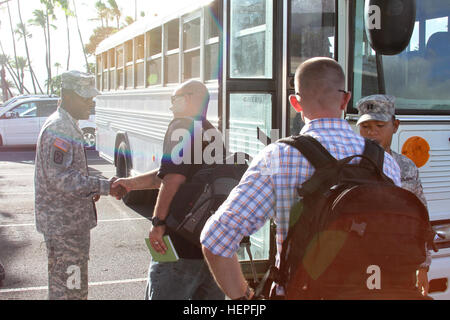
[279,135,337,169]
[361,138,385,171]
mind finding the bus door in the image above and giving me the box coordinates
[222,0,339,280]
[223,0,279,279]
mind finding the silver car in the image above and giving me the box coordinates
[0,96,96,148]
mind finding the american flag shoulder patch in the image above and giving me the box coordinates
[53,138,70,153]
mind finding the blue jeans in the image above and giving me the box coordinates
[145,258,225,300]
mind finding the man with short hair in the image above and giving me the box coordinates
[113,80,224,300]
[356,94,431,295]
[200,57,402,299]
[34,70,119,300]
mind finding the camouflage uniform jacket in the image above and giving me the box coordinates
[34,107,110,237]
[391,151,427,206]
[392,151,431,268]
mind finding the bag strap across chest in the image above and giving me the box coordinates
[279,135,385,171]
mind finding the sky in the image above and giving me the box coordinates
[0,0,197,94]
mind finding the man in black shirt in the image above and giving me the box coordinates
[112,80,224,300]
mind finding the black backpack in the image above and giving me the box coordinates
[166,152,249,247]
[258,135,436,300]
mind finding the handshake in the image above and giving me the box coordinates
[109,177,133,200]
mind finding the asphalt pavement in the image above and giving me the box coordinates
[0,147,154,300]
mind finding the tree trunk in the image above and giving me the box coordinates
[30,67,44,94]
[6,2,23,94]
[72,0,90,73]
[66,14,70,70]
[46,8,52,94]
[0,41,20,92]
[17,0,37,93]
[42,24,50,94]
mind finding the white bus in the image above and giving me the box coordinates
[95,0,450,298]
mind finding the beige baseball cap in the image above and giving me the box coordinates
[61,70,100,98]
[356,95,396,126]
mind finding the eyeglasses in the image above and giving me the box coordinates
[171,93,193,104]
[289,90,349,111]
[290,89,348,101]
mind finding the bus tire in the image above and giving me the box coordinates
[116,141,148,205]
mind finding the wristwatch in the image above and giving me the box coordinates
[151,216,166,227]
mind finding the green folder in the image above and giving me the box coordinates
[145,236,179,263]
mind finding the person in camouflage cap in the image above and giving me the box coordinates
[356,94,431,296]
[356,95,396,125]
[34,70,124,300]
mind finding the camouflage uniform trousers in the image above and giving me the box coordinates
[44,233,90,300]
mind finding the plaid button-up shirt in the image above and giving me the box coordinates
[200,118,401,265]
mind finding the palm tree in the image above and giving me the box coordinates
[40,0,57,93]
[124,16,135,27]
[85,26,117,56]
[1,54,9,101]
[0,52,21,93]
[4,1,22,92]
[11,56,30,94]
[95,1,110,28]
[14,21,38,93]
[29,9,54,94]
[16,0,44,94]
[72,0,89,73]
[107,0,121,29]
[55,0,73,71]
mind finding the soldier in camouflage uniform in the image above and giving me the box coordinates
[34,71,115,300]
[356,94,431,295]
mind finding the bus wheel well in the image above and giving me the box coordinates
[114,136,151,205]
[114,134,130,168]
[115,141,131,178]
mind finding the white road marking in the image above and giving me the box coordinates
[0,217,148,228]
[0,278,148,294]
[0,223,35,228]
[0,173,34,177]
[0,192,34,196]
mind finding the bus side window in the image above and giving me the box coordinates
[425,32,450,85]
[183,14,201,81]
[147,27,162,86]
[205,1,220,81]
[165,19,180,84]
[290,0,336,74]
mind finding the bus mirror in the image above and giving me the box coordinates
[365,0,416,55]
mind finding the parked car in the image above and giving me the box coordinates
[1,94,58,109]
[0,96,96,148]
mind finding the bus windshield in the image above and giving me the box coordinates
[352,0,450,113]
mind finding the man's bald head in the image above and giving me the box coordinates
[176,80,210,118]
[293,57,350,119]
